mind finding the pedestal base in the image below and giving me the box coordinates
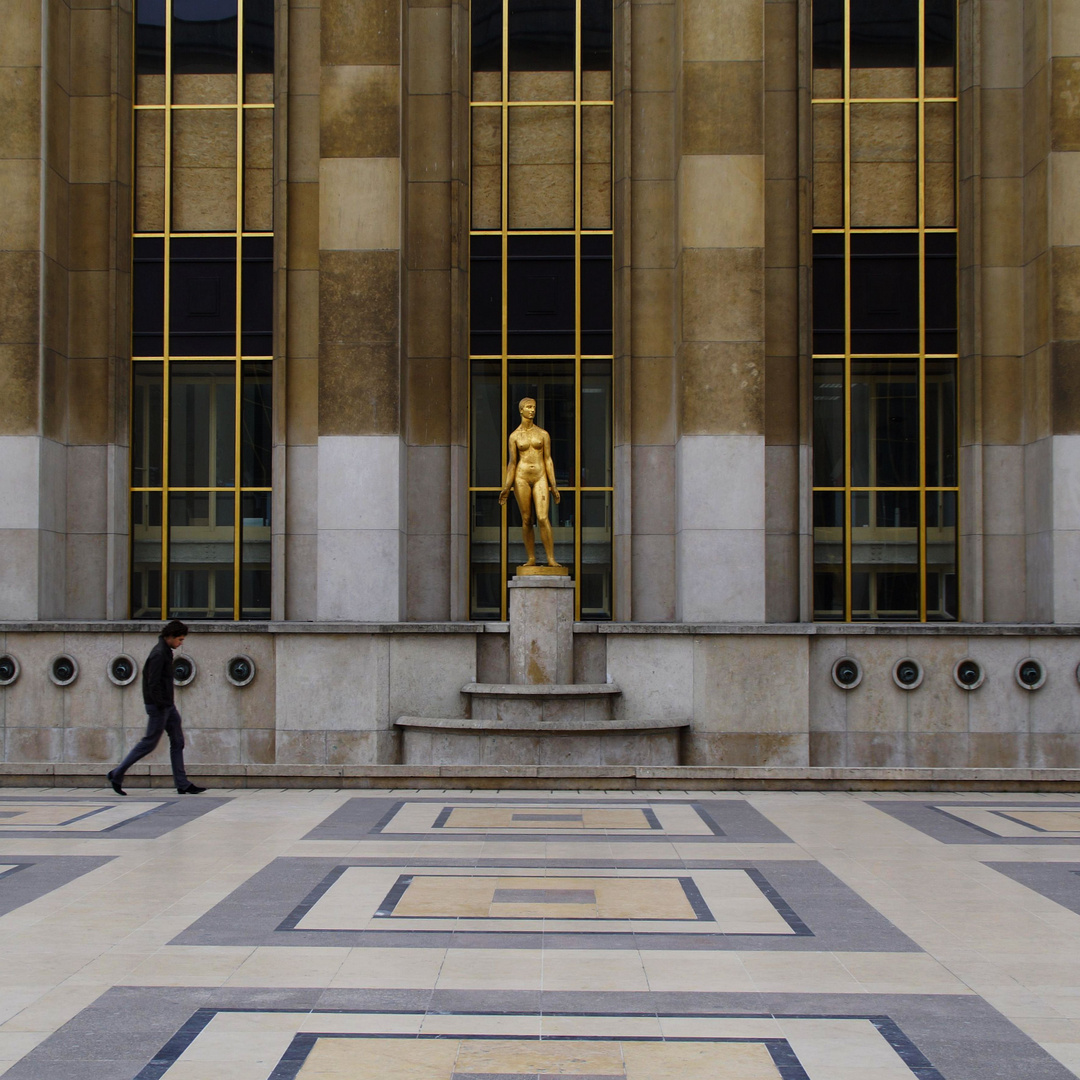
[509,575,575,684]
[514,564,570,576]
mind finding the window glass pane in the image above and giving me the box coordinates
[173,0,238,86]
[171,109,238,231]
[135,110,166,232]
[133,237,165,356]
[925,233,957,353]
[812,0,842,73]
[472,0,502,75]
[244,110,274,231]
[508,106,574,229]
[136,0,166,103]
[812,233,844,355]
[169,491,234,619]
[926,490,958,621]
[925,359,957,487]
[581,360,611,487]
[581,234,612,354]
[471,108,502,230]
[850,233,918,353]
[241,491,271,617]
[850,103,917,228]
[241,361,272,487]
[851,490,919,619]
[925,0,956,68]
[508,359,575,487]
[813,491,845,620]
[470,235,502,355]
[812,104,843,227]
[469,491,502,619]
[507,234,575,355]
[507,483,574,570]
[170,237,237,356]
[580,491,612,619]
[508,0,574,73]
[582,0,612,71]
[133,363,164,487]
[581,106,612,230]
[243,0,274,89]
[850,359,919,487]
[850,0,917,70]
[242,236,273,354]
[812,359,844,487]
[471,360,502,487]
[169,362,235,487]
[131,492,163,619]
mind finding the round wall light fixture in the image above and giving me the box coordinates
[225,655,256,687]
[172,655,197,686]
[892,658,924,690]
[48,654,79,687]
[831,656,863,690]
[107,654,139,687]
[953,658,985,691]
[0,654,20,687]
[1015,657,1046,691]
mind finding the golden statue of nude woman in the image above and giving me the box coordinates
[498,397,566,571]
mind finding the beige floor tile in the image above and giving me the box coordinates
[436,947,542,990]
[541,949,649,991]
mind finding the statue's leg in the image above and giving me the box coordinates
[533,479,559,566]
[513,477,536,564]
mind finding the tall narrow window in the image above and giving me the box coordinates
[811,0,958,621]
[131,0,274,620]
[468,0,614,621]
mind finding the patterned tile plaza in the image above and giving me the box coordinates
[0,789,1078,1080]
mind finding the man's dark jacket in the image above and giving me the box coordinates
[142,635,175,709]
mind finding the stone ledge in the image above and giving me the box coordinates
[396,715,689,733]
[461,683,622,696]
[4,762,1080,791]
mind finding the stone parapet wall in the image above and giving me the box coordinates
[1,623,1079,770]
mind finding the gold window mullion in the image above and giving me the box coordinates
[499,0,509,621]
[917,0,927,622]
[842,0,852,621]
[573,0,583,622]
[233,2,245,621]
[161,0,173,620]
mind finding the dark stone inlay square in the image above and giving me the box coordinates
[491,889,597,904]
[871,800,1080,845]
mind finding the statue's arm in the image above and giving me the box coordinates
[543,431,559,498]
[499,435,518,502]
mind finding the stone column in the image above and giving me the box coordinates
[508,577,575,684]
[674,0,766,621]
[315,0,405,620]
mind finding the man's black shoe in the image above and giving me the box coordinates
[107,771,127,796]
[177,783,206,794]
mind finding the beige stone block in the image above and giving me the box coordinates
[322,0,400,66]
[630,267,674,359]
[70,8,111,96]
[0,160,41,250]
[69,95,111,183]
[1052,57,1080,152]
[172,73,236,106]
[981,89,1023,177]
[1024,341,1052,442]
[289,6,322,96]
[69,184,110,271]
[583,69,611,101]
[583,104,611,163]
[764,265,796,359]
[245,73,273,105]
[43,169,69,270]
[849,67,916,98]
[1025,156,1049,263]
[764,353,798,445]
[850,161,918,227]
[631,354,676,445]
[471,163,501,230]
[681,247,763,342]
[0,251,40,343]
[0,67,40,159]
[813,161,842,228]
[764,178,796,268]
[408,7,451,95]
[850,101,916,162]
[471,70,501,103]
[470,105,501,165]
[981,0,1022,88]
[135,109,165,232]
[925,162,956,228]
[764,89,795,180]
[682,61,762,156]
[679,155,764,249]
[321,65,400,158]
[286,269,319,359]
[1050,152,1080,246]
[245,167,274,232]
[407,182,451,269]
[319,249,399,343]
[582,162,612,229]
[172,166,238,232]
[319,157,401,250]
[405,356,452,443]
[683,0,761,62]
[319,341,400,435]
[982,355,1023,443]
[288,95,321,183]
[0,345,38,435]
[136,74,165,106]
[0,0,41,67]
[632,91,675,180]
[680,340,763,435]
[68,271,110,359]
[1053,0,1080,55]
[405,269,451,357]
[287,352,319,444]
[507,70,574,102]
[67,356,110,443]
[981,265,1023,355]
[1026,62,1050,176]
[764,1,796,92]
[508,104,573,163]
[630,180,674,268]
[812,67,841,99]
[172,106,236,167]
[287,182,319,270]
[407,93,452,180]
[509,163,574,228]
[1053,339,1080,434]
[631,4,674,93]
[1052,245,1080,338]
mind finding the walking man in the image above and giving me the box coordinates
[107,620,206,796]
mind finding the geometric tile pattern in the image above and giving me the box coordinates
[984,861,1080,917]
[869,799,1080,844]
[0,854,114,917]
[0,795,230,838]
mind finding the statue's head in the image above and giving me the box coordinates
[518,397,536,417]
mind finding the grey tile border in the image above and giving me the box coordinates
[4,987,1073,1080]
[869,800,1080,845]
[0,795,231,839]
[985,861,1080,916]
[170,857,915,952]
[0,855,114,917]
[304,797,792,843]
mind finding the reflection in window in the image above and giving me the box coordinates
[468,0,614,620]
[811,0,958,622]
[131,0,273,620]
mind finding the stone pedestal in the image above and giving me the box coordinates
[508,576,575,685]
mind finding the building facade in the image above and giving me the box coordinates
[2,0,1080,774]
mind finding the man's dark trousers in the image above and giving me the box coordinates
[113,705,190,789]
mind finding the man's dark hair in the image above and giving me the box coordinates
[162,619,189,639]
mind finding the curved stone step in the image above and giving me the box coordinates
[461,682,622,724]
